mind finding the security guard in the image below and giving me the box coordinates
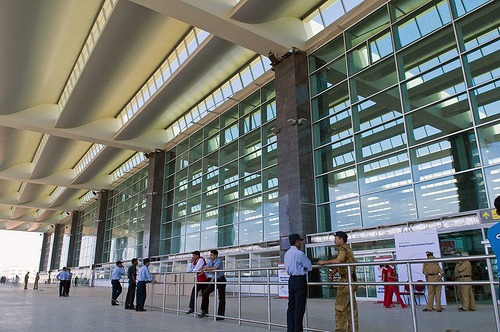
[319,231,358,332]
[454,252,476,311]
[422,251,444,312]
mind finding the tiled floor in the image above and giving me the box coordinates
[0,283,498,332]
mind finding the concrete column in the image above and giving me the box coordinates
[66,211,80,267]
[38,233,52,272]
[274,51,317,259]
[93,190,109,265]
[50,224,62,271]
[143,150,166,258]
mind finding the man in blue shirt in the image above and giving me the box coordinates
[199,249,226,319]
[56,267,68,297]
[136,258,153,312]
[111,261,125,306]
[284,234,312,332]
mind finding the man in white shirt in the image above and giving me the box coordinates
[284,234,312,332]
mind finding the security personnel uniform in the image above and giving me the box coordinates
[335,243,358,332]
[454,258,476,311]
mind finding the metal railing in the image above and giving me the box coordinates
[140,254,499,332]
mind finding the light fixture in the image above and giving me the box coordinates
[271,127,281,135]
[287,118,297,126]
[287,118,308,126]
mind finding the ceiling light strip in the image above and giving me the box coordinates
[165,55,270,141]
[116,28,210,127]
[58,0,119,112]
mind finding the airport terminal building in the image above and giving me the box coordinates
[27,0,499,301]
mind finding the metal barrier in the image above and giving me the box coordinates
[142,254,499,332]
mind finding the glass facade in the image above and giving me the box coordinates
[160,81,279,254]
[310,0,499,232]
[103,168,148,263]
[70,202,98,268]
[54,219,72,270]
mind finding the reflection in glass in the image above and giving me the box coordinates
[405,59,465,110]
[315,137,355,174]
[317,198,361,233]
[359,152,411,194]
[358,118,406,161]
[396,0,451,48]
[350,58,397,102]
[406,93,472,145]
[310,56,347,96]
[353,87,402,132]
[316,167,357,203]
[472,80,500,124]
[477,121,500,166]
[361,186,416,228]
[314,108,352,147]
[311,81,349,122]
[484,164,500,202]
[415,170,487,218]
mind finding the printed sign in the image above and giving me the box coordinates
[278,263,289,298]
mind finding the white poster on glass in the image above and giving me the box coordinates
[394,229,446,306]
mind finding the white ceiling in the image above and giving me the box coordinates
[0,0,330,232]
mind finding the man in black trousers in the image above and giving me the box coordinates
[284,234,312,332]
[124,258,138,310]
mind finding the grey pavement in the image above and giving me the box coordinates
[0,283,498,332]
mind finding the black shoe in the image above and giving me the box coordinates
[112,300,119,306]
[136,309,147,312]
[422,308,432,312]
[186,309,194,314]
[216,317,225,321]
[198,311,207,318]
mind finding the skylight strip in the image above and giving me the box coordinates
[165,55,271,142]
[304,0,365,37]
[58,0,119,111]
[32,134,49,165]
[116,28,210,127]
[110,152,146,181]
[74,144,105,175]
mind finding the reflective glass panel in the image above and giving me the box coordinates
[313,108,352,148]
[240,173,262,198]
[396,0,451,48]
[315,137,355,174]
[350,58,397,102]
[459,1,500,51]
[400,27,458,80]
[310,56,347,96]
[485,164,500,202]
[316,167,357,203]
[358,118,406,161]
[415,170,487,218]
[406,93,472,146]
[346,7,389,50]
[200,229,217,250]
[309,36,344,73]
[465,40,500,87]
[353,87,402,132]
[405,59,465,111]
[311,81,349,122]
[358,152,411,194]
[361,186,416,227]
[472,80,500,124]
[453,0,492,18]
[411,131,480,181]
[239,220,263,245]
[264,216,279,241]
[263,191,279,216]
[317,198,361,233]
[477,121,500,166]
